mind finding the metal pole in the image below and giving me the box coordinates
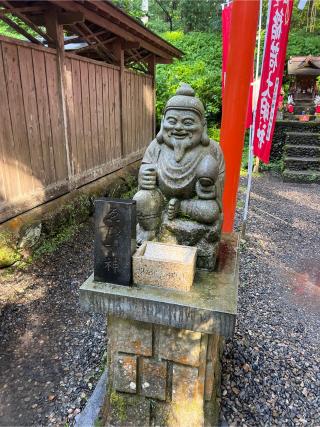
[241,0,263,239]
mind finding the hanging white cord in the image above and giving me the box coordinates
[241,0,263,238]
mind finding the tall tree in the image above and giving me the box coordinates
[154,0,180,31]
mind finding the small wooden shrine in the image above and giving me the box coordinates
[288,56,320,115]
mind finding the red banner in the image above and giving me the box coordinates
[222,2,233,100]
[253,0,293,163]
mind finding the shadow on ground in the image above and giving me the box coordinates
[0,220,106,426]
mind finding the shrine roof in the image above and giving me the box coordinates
[0,0,183,69]
[288,56,320,76]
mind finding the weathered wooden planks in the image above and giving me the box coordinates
[32,49,57,185]
[122,71,153,156]
[2,41,35,195]
[0,38,154,223]
[18,45,45,188]
[45,52,69,183]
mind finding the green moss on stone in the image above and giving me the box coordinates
[0,246,21,268]
[110,391,127,423]
[0,231,21,268]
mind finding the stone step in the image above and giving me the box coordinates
[283,156,320,171]
[284,144,320,157]
[286,132,320,146]
[294,100,314,104]
[283,169,320,184]
[293,106,315,114]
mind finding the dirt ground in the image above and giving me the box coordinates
[0,219,106,426]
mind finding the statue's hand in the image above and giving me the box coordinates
[168,198,180,220]
[139,166,157,190]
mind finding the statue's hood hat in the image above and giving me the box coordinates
[164,83,205,118]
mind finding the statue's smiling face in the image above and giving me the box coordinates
[162,110,203,162]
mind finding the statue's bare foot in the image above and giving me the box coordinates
[136,225,157,246]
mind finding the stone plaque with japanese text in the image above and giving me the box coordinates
[94,198,136,286]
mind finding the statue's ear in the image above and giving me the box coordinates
[201,120,210,146]
[156,119,164,143]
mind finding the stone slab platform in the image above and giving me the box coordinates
[80,233,239,337]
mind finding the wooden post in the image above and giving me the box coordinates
[112,40,125,157]
[147,55,156,138]
[44,7,73,188]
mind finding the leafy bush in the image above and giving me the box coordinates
[287,31,320,58]
[156,31,222,129]
[155,28,319,132]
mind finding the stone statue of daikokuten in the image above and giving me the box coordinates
[133,83,225,270]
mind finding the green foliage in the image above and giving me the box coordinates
[113,0,221,33]
[180,0,221,32]
[0,14,37,40]
[31,223,82,261]
[260,159,284,174]
[287,31,320,57]
[25,195,92,262]
[207,126,220,142]
[112,0,144,20]
[156,31,222,128]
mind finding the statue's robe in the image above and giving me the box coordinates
[140,139,225,201]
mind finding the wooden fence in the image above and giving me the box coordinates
[0,35,154,223]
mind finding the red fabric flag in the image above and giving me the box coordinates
[253,0,293,163]
[222,2,233,100]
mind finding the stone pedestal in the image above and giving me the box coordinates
[80,233,239,427]
[102,318,224,427]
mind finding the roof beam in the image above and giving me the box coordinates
[64,30,107,45]
[86,0,182,58]
[123,41,140,50]
[2,0,53,43]
[70,23,113,63]
[78,21,115,62]
[155,57,173,64]
[49,0,137,43]
[30,11,85,26]
[0,15,42,44]
[0,5,47,14]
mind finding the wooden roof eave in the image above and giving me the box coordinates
[85,0,183,59]
[48,0,182,61]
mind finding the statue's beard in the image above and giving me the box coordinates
[163,132,199,162]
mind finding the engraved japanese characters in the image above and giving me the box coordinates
[133,84,225,270]
[94,199,136,285]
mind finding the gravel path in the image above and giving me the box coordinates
[0,173,319,426]
[221,174,320,426]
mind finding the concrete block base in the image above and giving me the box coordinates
[102,317,224,427]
